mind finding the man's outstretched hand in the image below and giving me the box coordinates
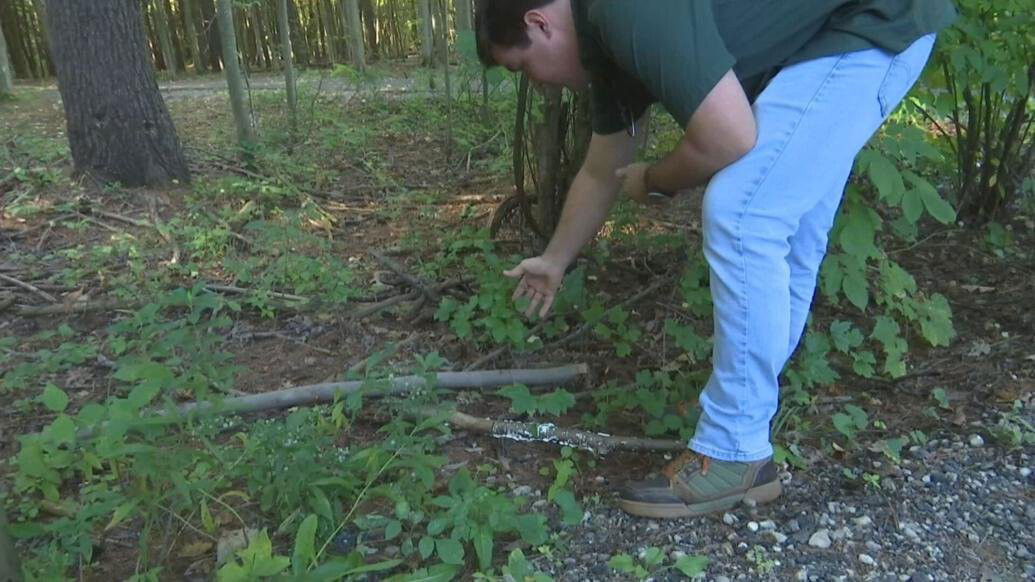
[504,256,566,318]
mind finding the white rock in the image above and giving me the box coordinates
[859,553,877,566]
[759,519,777,531]
[747,521,759,532]
[768,531,788,544]
[809,529,833,549]
[853,516,873,528]
[969,434,985,447]
[795,567,808,581]
[723,512,738,526]
[1020,467,1031,478]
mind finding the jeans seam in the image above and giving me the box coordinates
[726,53,848,455]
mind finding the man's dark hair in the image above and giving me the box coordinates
[474,0,554,67]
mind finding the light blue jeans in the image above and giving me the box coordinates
[689,35,937,462]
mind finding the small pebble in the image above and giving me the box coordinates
[723,512,738,526]
[853,516,873,528]
[747,521,759,532]
[1021,467,1031,478]
[759,519,777,531]
[859,553,877,566]
[809,529,832,549]
[969,434,985,447]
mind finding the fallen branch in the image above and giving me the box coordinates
[0,273,57,303]
[444,410,683,455]
[206,283,308,303]
[12,299,138,317]
[370,251,438,302]
[76,364,588,439]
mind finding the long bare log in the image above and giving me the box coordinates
[75,364,589,439]
[177,364,588,416]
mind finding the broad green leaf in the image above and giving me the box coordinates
[900,188,924,223]
[292,514,318,570]
[48,414,77,445]
[40,384,69,412]
[418,536,435,560]
[553,490,583,526]
[608,553,636,573]
[841,267,869,311]
[830,321,864,353]
[832,413,857,438]
[436,538,464,565]
[384,519,402,540]
[674,554,710,577]
[473,529,493,571]
[642,547,664,567]
[917,293,955,347]
[866,152,905,203]
[515,514,547,545]
[909,173,957,224]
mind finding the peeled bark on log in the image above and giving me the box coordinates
[445,410,684,455]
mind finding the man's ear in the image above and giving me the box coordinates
[523,10,551,39]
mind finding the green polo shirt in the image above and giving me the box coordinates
[573,0,958,135]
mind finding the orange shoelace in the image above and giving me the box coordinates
[661,451,710,480]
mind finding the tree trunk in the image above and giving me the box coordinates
[151,0,178,74]
[286,0,309,66]
[43,0,191,187]
[277,0,298,135]
[536,86,564,235]
[0,502,22,582]
[343,0,364,69]
[12,1,39,79]
[28,1,52,77]
[215,0,255,150]
[454,0,471,33]
[181,0,204,73]
[359,0,377,59]
[418,0,433,66]
[247,7,268,69]
[0,20,14,94]
[319,0,337,64]
[199,0,222,71]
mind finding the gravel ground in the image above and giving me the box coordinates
[520,429,1033,581]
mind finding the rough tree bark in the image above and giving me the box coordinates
[181,0,205,73]
[0,20,14,95]
[43,0,191,187]
[151,0,179,74]
[343,0,364,69]
[359,0,377,59]
[418,0,434,66]
[277,0,298,134]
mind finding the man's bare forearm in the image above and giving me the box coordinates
[542,168,623,266]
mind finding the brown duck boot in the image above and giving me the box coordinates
[617,451,782,519]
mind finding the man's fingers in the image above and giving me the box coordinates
[524,292,542,317]
[503,266,523,279]
[539,293,555,318]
